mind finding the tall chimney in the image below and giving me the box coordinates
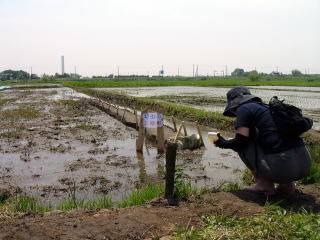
[61,56,65,75]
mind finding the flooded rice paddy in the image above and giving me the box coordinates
[0,87,242,206]
[2,85,319,206]
[99,86,320,130]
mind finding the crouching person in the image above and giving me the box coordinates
[214,86,311,195]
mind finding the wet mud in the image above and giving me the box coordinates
[0,87,243,207]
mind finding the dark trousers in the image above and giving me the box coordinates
[237,141,311,184]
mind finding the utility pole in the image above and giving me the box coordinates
[196,65,198,77]
[117,65,120,77]
[74,66,77,75]
[225,65,228,77]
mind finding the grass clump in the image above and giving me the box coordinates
[174,168,206,200]
[75,123,101,131]
[0,107,39,121]
[118,184,164,208]
[241,168,255,186]
[57,182,113,210]
[0,98,16,107]
[11,195,52,213]
[84,196,113,210]
[57,196,113,211]
[175,206,320,240]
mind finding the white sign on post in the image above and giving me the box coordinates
[143,113,164,128]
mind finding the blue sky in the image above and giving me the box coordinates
[0,0,319,76]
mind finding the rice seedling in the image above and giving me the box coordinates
[118,184,164,208]
[11,195,52,213]
[84,196,113,209]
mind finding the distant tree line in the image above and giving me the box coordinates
[231,68,306,81]
[0,69,39,81]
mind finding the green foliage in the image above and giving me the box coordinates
[0,69,29,80]
[118,184,164,208]
[231,68,245,76]
[173,168,201,200]
[11,195,52,213]
[292,69,303,76]
[249,73,261,82]
[175,206,320,240]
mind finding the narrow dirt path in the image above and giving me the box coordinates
[1,185,319,240]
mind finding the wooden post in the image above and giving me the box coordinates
[157,110,165,153]
[121,108,126,122]
[171,116,177,132]
[136,109,147,153]
[182,123,188,136]
[165,142,177,199]
[134,110,139,130]
[195,122,205,147]
[173,121,184,142]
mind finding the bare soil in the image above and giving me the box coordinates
[0,184,319,240]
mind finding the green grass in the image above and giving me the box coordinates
[61,76,320,88]
[174,205,320,240]
[11,195,52,213]
[118,184,164,208]
[174,168,207,200]
[78,89,235,131]
[56,196,113,211]
[0,107,40,121]
[84,196,113,209]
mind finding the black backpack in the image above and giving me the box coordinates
[269,96,313,137]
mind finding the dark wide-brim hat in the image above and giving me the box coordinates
[223,86,261,117]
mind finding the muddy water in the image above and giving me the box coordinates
[98,86,320,130]
[0,87,245,207]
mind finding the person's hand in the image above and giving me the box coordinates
[214,133,228,148]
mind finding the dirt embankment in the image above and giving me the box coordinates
[1,184,319,240]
